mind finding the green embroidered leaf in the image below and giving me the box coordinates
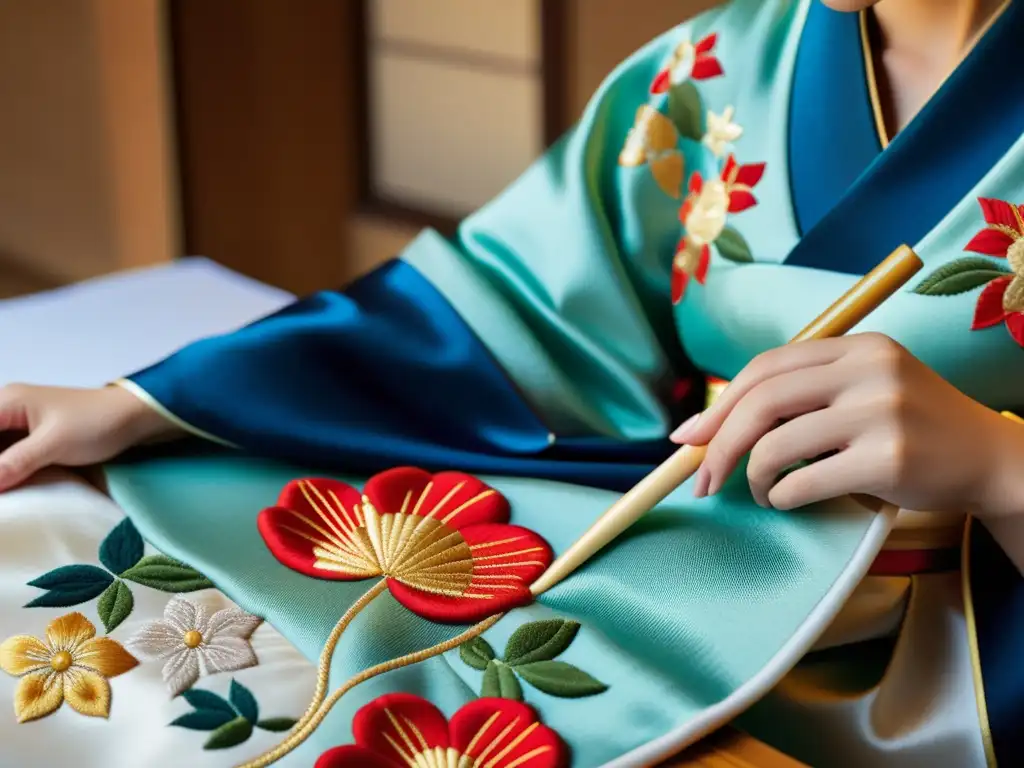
[480,661,523,700]
[459,636,495,670]
[912,257,1013,296]
[170,709,236,731]
[25,565,114,607]
[182,689,235,716]
[121,555,214,592]
[229,679,259,723]
[667,82,704,142]
[204,717,254,750]
[97,580,134,633]
[99,518,145,575]
[715,226,754,264]
[515,661,609,698]
[256,718,297,732]
[504,619,581,666]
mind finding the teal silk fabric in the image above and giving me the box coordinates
[109,0,1024,764]
[106,453,881,766]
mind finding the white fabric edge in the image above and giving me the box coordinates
[112,378,239,448]
[606,504,898,767]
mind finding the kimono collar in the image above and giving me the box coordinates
[784,0,1024,275]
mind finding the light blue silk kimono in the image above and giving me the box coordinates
[106,1,1024,765]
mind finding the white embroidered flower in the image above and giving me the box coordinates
[702,106,743,158]
[683,178,730,245]
[127,596,261,696]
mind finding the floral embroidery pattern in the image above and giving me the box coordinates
[128,596,262,696]
[24,517,214,632]
[651,33,723,94]
[619,28,766,304]
[913,198,1023,346]
[315,693,568,768]
[170,679,298,750]
[619,107,685,198]
[258,468,554,624]
[459,619,607,701]
[0,612,137,722]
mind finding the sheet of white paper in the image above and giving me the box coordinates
[0,258,295,388]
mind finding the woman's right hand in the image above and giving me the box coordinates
[0,383,184,492]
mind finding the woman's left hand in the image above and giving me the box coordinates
[671,333,1024,517]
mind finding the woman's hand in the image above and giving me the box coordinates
[0,384,183,492]
[671,333,1024,517]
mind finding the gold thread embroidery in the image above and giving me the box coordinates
[962,516,998,768]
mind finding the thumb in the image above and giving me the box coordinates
[0,433,54,492]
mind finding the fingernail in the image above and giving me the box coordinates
[670,412,702,444]
[693,465,710,498]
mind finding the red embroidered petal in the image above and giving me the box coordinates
[735,162,766,188]
[257,478,369,581]
[688,172,704,195]
[671,265,689,304]
[728,190,758,213]
[971,276,1012,330]
[694,32,718,54]
[678,198,694,225]
[315,747,400,768]
[352,693,451,760]
[721,155,737,182]
[695,245,711,284]
[387,523,552,623]
[1005,312,1024,347]
[691,55,724,80]
[363,468,509,530]
[964,228,1016,257]
[450,699,568,768]
[978,197,1023,232]
[650,70,671,94]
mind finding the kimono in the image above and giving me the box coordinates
[4,0,1023,766]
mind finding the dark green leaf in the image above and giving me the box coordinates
[481,660,501,698]
[182,689,234,715]
[667,82,704,142]
[170,709,236,731]
[715,226,754,264]
[97,580,134,633]
[121,555,214,592]
[256,718,297,732]
[204,717,253,750]
[99,518,145,575]
[504,619,581,666]
[912,257,1012,296]
[459,636,495,670]
[25,565,114,607]
[515,661,609,698]
[229,679,259,723]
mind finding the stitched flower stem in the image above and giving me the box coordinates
[290,579,389,733]
[236,612,505,768]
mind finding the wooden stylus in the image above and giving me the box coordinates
[529,244,924,596]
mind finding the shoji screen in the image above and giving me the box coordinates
[363,0,556,224]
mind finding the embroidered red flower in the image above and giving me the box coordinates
[651,33,723,94]
[315,693,568,768]
[257,468,553,624]
[968,199,1024,345]
[721,153,766,213]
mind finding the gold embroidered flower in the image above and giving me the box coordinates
[680,174,730,246]
[618,106,685,198]
[0,612,138,722]
[702,106,743,158]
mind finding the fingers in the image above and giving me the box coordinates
[698,364,847,496]
[0,432,52,492]
[745,406,862,507]
[767,447,879,510]
[0,385,30,433]
[675,339,852,447]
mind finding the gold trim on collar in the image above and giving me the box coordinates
[858,10,891,149]
[962,515,998,768]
